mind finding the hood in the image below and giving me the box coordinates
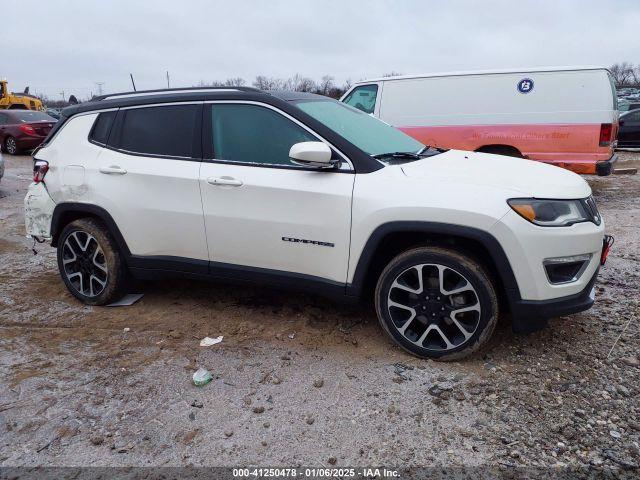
[401,150,592,199]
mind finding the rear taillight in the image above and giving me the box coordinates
[33,160,49,183]
[599,123,613,147]
[19,124,37,136]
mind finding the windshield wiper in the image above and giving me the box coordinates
[372,151,422,160]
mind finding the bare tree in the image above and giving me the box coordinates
[288,74,316,92]
[317,75,335,96]
[253,76,286,90]
[610,62,635,86]
[224,77,246,87]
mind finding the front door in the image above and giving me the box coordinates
[199,102,354,284]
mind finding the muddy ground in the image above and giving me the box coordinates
[0,152,638,471]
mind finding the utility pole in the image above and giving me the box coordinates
[130,73,137,91]
[94,81,105,96]
[59,90,65,101]
[166,71,170,89]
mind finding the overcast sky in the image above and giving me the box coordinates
[3,0,639,99]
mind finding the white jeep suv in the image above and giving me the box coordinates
[24,87,609,360]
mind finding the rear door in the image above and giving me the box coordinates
[199,101,355,285]
[90,103,209,272]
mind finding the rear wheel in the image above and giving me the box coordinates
[57,218,128,306]
[375,246,498,360]
[4,137,18,155]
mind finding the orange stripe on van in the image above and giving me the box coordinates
[399,123,614,175]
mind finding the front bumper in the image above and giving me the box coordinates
[509,267,599,333]
[595,153,618,176]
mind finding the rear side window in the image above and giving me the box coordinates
[116,104,200,158]
[89,111,116,145]
[342,84,378,114]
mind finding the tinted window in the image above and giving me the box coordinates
[89,111,116,145]
[623,111,640,122]
[9,111,55,123]
[342,84,378,114]
[118,105,199,158]
[211,104,317,166]
[296,99,424,156]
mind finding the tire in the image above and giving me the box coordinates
[375,246,498,361]
[57,218,128,306]
[476,146,522,158]
[4,136,19,155]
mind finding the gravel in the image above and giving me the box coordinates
[0,152,638,469]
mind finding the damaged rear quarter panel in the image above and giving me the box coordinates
[24,182,56,239]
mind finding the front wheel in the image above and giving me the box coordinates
[375,246,498,361]
[57,218,128,306]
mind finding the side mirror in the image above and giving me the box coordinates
[619,120,625,126]
[289,142,338,169]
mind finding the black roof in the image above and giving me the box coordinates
[62,87,268,117]
[58,87,382,174]
[62,87,334,118]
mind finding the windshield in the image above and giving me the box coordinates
[294,99,424,156]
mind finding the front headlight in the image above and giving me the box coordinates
[508,198,600,227]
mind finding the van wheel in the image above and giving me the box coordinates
[476,145,522,158]
[57,218,128,306]
[375,246,498,361]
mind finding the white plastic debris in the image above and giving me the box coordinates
[123,327,130,332]
[200,335,223,347]
[193,367,213,386]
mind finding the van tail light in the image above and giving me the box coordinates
[599,123,613,147]
[19,124,37,136]
[33,160,49,183]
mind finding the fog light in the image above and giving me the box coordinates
[543,254,592,284]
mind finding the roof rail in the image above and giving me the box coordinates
[93,86,263,101]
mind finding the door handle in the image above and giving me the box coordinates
[207,176,243,187]
[99,166,127,175]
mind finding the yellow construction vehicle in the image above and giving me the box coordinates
[0,80,44,111]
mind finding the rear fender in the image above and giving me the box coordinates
[24,182,56,239]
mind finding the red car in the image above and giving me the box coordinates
[0,110,57,155]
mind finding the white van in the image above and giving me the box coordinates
[341,67,618,175]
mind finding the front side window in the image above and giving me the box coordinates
[211,104,317,166]
[295,99,424,156]
[342,84,378,114]
[117,105,199,158]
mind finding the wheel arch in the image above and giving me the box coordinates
[51,203,130,258]
[475,144,524,158]
[347,222,521,311]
